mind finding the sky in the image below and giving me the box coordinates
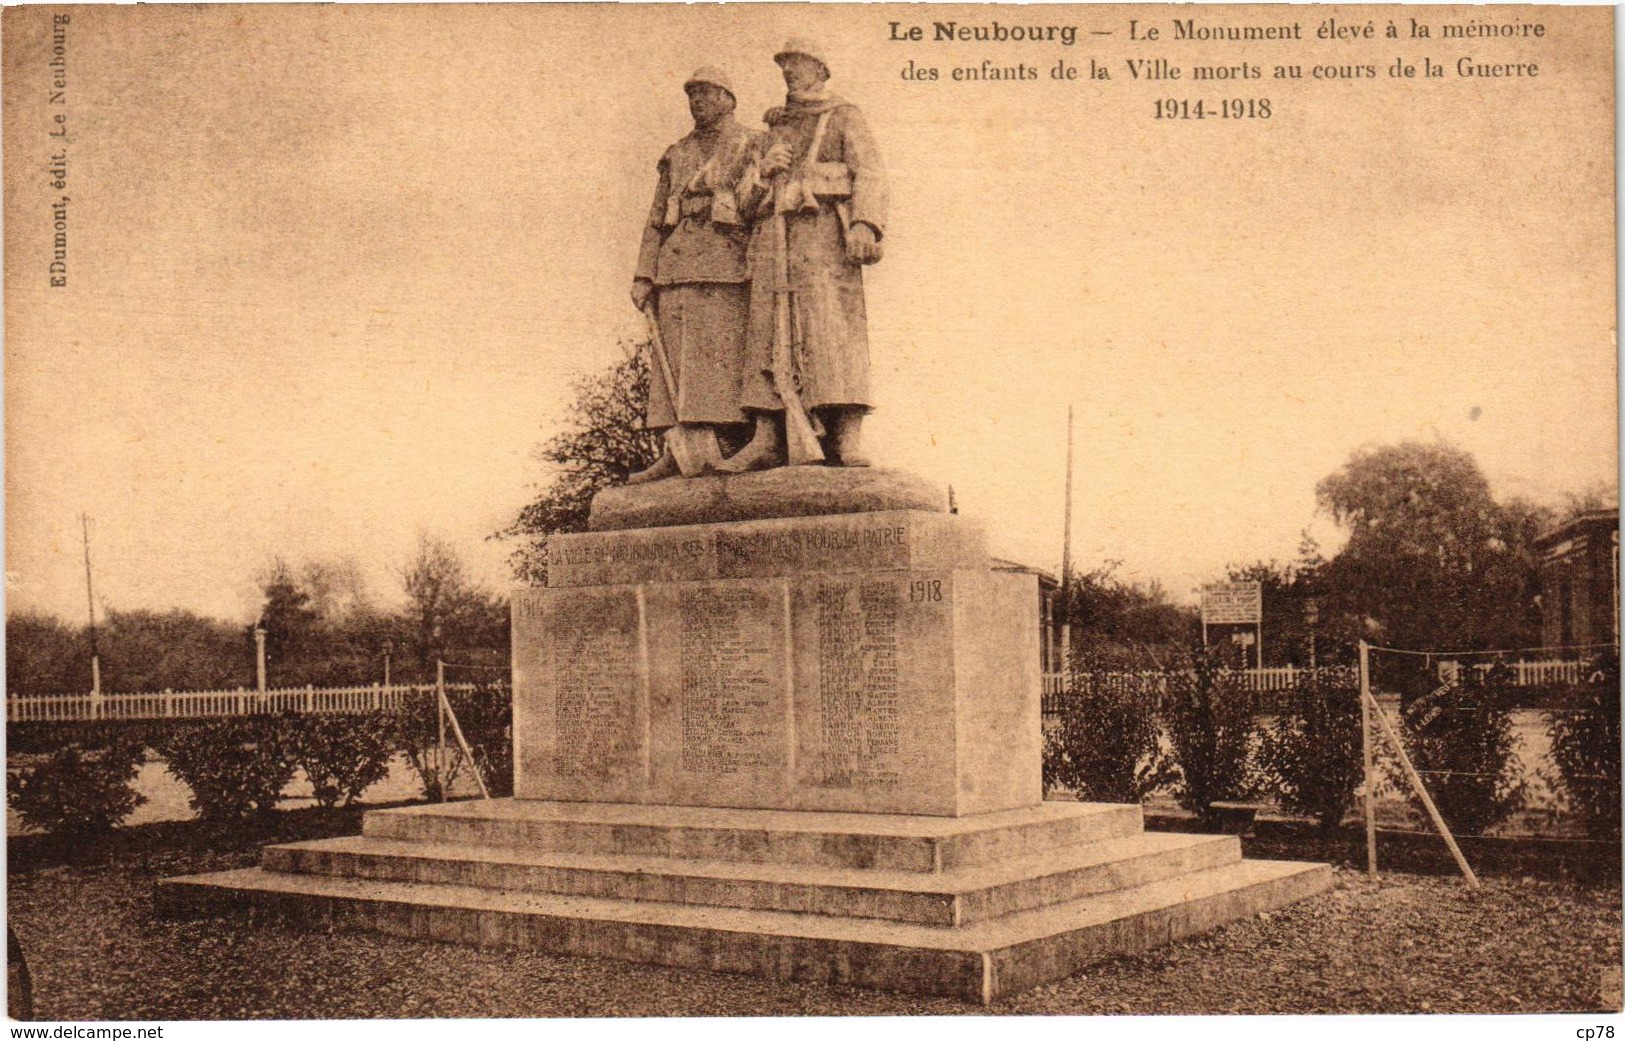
[3,3,1617,625]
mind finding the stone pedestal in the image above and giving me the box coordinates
[162,481,1330,1003]
[514,510,1040,816]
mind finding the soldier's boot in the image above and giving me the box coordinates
[628,443,680,484]
[716,413,783,473]
[830,410,871,467]
[670,424,724,478]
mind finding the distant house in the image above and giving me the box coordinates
[990,559,1062,674]
[1534,509,1619,651]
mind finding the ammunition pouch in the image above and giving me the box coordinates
[663,190,743,228]
[803,161,853,199]
[776,162,852,215]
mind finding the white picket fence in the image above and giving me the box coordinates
[1041,665,1305,699]
[9,660,1592,723]
[1040,659,1595,713]
[6,682,493,723]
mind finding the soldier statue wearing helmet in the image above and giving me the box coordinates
[717,38,890,472]
[629,67,764,483]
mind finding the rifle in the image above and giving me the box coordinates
[771,191,825,466]
[642,303,719,477]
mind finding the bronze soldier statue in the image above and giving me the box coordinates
[630,68,763,483]
[719,39,888,472]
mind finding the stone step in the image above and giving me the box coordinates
[157,857,1332,1004]
[360,799,1143,872]
[262,830,1241,926]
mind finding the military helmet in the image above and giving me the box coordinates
[683,66,736,100]
[773,38,831,76]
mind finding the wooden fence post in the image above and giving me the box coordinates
[1359,641,1377,876]
[436,661,447,802]
[1366,690,1480,888]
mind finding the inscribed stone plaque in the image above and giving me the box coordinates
[807,578,904,790]
[786,572,958,815]
[547,531,713,588]
[515,557,1032,813]
[716,519,914,579]
[675,584,779,776]
[542,587,644,785]
[545,511,988,589]
[644,579,789,803]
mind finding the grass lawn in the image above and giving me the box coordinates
[6,803,1620,1019]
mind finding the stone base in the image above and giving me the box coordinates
[588,467,946,532]
[520,511,1040,816]
[160,799,1333,1004]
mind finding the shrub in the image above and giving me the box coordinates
[1259,667,1363,830]
[391,692,460,801]
[392,686,511,799]
[1162,647,1260,826]
[288,711,396,809]
[1400,662,1524,835]
[1043,666,1172,803]
[444,683,513,798]
[1549,653,1621,840]
[7,739,147,835]
[160,716,296,819]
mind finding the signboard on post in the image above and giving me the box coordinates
[1201,581,1264,668]
[1201,582,1262,625]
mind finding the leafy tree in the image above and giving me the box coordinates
[97,608,249,693]
[257,557,324,686]
[5,610,92,694]
[1217,532,1352,667]
[1558,481,1619,523]
[497,345,661,583]
[1057,563,1198,668]
[1315,441,1549,653]
[299,557,374,624]
[398,533,509,680]
[252,555,415,687]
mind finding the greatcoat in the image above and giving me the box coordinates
[635,116,763,430]
[739,94,889,415]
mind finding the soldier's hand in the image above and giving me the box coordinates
[630,279,655,312]
[759,143,795,176]
[845,222,882,265]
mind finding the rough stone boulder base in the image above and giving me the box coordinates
[587,466,947,531]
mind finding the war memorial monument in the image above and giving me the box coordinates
[163,42,1330,1004]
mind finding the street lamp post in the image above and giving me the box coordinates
[253,623,268,695]
[1304,598,1320,671]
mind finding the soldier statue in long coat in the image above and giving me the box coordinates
[630,68,763,483]
[719,39,888,472]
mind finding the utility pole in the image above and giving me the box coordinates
[1059,406,1075,671]
[81,513,101,701]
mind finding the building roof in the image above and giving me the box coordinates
[990,558,1060,591]
[1534,508,1619,551]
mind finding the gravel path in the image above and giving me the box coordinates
[8,832,1618,1019]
